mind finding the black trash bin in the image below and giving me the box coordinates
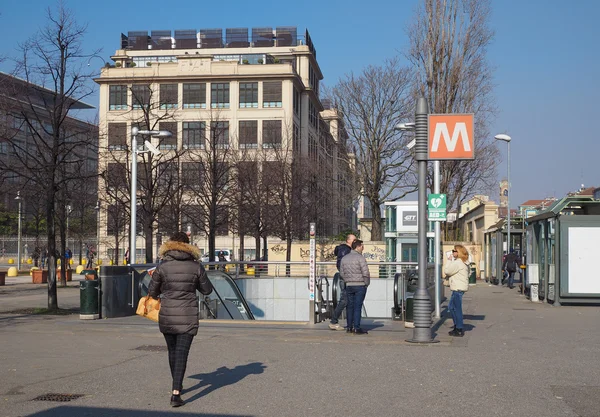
[80,280,99,320]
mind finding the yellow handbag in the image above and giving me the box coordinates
[136,296,160,322]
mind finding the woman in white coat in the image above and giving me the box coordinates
[444,245,470,337]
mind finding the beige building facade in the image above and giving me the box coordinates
[95,27,354,263]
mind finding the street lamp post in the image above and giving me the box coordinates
[15,192,22,271]
[130,127,171,265]
[66,204,72,254]
[495,134,511,258]
[95,201,100,266]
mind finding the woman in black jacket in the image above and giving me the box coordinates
[148,232,213,407]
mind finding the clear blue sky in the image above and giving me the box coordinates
[1,0,598,208]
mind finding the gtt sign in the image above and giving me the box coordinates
[428,114,474,160]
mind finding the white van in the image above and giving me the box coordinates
[201,249,231,263]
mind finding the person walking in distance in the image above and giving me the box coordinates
[502,248,522,290]
[148,231,213,407]
[340,239,370,335]
[329,234,356,330]
[444,245,470,337]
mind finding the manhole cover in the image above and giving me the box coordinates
[32,393,85,402]
[492,291,503,294]
[513,308,535,311]
[132,345,167,352]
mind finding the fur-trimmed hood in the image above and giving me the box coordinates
[158,241,201,260]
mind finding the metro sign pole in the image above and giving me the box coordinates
[408,97,434,343]
[408,102,474,344]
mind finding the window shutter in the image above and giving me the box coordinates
[263,81,282,104]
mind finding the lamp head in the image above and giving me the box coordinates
[154,130,172,138]
[494,133,511,142]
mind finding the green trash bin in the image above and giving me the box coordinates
[80,280,99,320]
[469,263,477,285]
[405,297,414,322]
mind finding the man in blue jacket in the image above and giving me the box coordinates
[329,234,355,330]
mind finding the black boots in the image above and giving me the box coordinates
[448,328,464,337]
[170,394,185,407]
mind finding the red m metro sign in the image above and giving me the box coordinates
[428,114,474,160]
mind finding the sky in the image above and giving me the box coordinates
[0,0,598,208]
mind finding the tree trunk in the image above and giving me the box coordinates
[371,201,383,241]
[46,187,58,311]
[255,235,261,260]
[286,235,292,277]
[239,233,245,272]
[144,217,153,263]
[262,236,268,259]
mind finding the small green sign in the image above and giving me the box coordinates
[428,194,447,221]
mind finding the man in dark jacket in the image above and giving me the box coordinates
[149,231,213,407]
[329,234,355,330]
[502,248,522,289]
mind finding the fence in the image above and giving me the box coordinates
[0,235,97,261]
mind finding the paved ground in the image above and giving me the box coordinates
[1,280,599,417]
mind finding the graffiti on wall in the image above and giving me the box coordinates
[362,246,386,261]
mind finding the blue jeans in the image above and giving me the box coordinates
[346,285,367,330]
[448,290,464,330]
[331,287,347,324]
[507,271,516,288]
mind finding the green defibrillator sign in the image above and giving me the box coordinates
[428,194,447,221]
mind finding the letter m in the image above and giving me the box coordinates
[431,122,471,153]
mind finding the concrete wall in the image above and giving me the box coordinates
[235,276,394,321]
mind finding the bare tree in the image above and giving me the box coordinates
[330,58,416,241]
[182,111,236,265]
[101,79,185,263]
[0,3,97,310]
[406,0,499,212]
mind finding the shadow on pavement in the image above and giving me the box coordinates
[27,407,250,416]
[184,362,266,403]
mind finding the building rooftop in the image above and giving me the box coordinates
[119,27,316,57]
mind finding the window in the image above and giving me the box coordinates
[239,120,258,149]
[107,204,127,236]
[182,122,205,149]
[293,123,300,153]
[107,162,127,190]
[293,88,300,115]
[108,123,127,151]
[401,243,418,263]
[211,121,229,148]
[109,85,127,110]
[160,84,178,109]
[239,82,258,108]
[309,101,318,128]
[182,205,205,236]
[181,162,203,190]
[263,81,282,107]
[309,133,317,161]
[263,120,282,148]
[157,162,179,188]
[211,83,230,109]
[131,84,151,110]
[158,122,177,150]
[238,161,258,193]
[215,205,229,236]
[183,83,206,109]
